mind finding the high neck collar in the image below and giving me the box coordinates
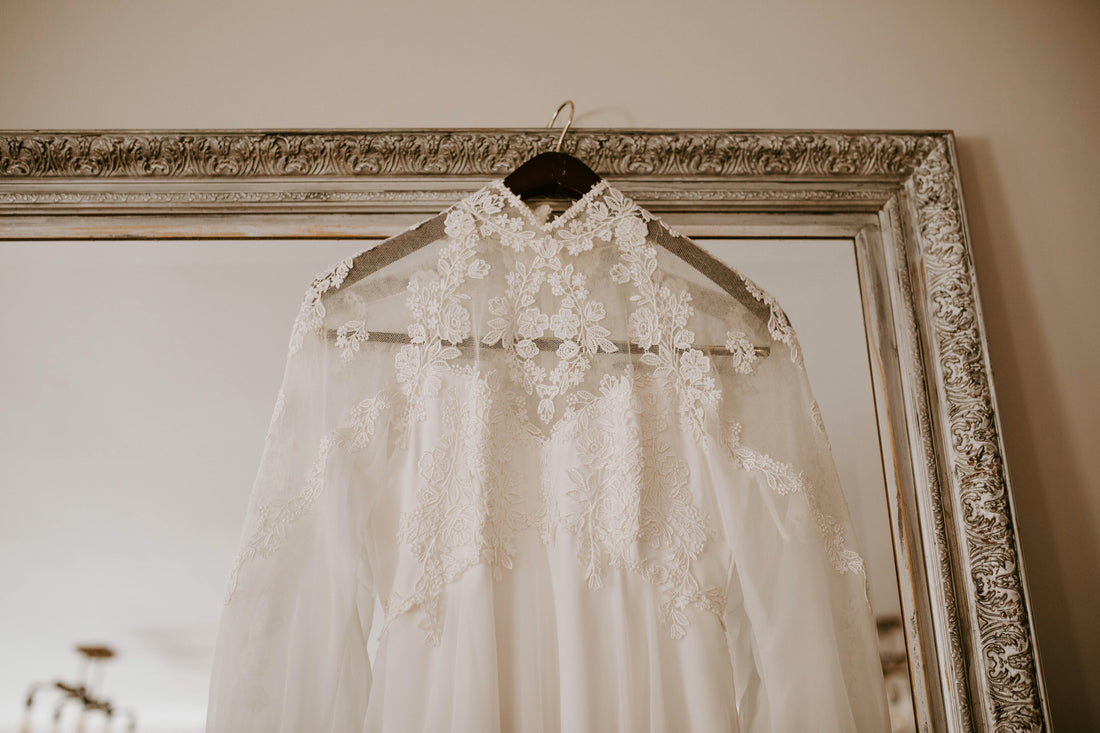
[481,178,613,232]
[454,178,646,256]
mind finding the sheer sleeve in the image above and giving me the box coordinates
[207,261,385,733]
[709,283,891,732]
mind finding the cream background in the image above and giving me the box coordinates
[0,0,1096,728]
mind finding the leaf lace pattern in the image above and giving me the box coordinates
[336,320,369,362]
[477,183,629,424]
[740,274,805,370]
[288,256,354,355]
[224,431,344,603]
[244,181,851,650]
[722,420,865,577]
[394,207,490,423]
[724,330,760,374]
[383,182,744,643]
[557,372,726,638]
[809,399,833,449]
[610,219,721,445]
[224,388,391,605]
[383,375,536,645]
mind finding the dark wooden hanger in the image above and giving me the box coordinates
[502,101,601,201]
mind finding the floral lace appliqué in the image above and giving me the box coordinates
[389,369,726,644]
[394,208,490,422]
[384,182,768,643]
[349,392,389,449]
[611,222,720,444]
[288,256,354,355]
[224,431,344,604]
[557,373,726,638]
[476,185,630,423]
[224,387,392,606]
[723,421,865,576]
[383,376,536,646]
[336,320,369,362]
[725,330,760,374]
[740,275,805,370]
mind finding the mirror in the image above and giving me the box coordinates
[700,238,912,730]
[0,129,1049,731]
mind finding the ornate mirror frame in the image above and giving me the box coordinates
[0,129,1049,732]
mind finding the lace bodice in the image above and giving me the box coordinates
[207,180,890,733]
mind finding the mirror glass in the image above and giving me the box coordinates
[700,238,916,733]
[0,237,917,732]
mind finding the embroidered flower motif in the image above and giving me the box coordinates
[444,207,476,239]
[679,349,711,383]
[348,392,389,449]
[516,339,540,360]
[614,215,648,247]
[439,301,472,345]
[516,307,549,340]
[289,256,354,355]
[723,420,865,576]
[628,307,661,350]
[609,263,631,284]
[384,379,537,646]
[479,218,622,423]
[394,344,420,382]
[725,330,759,374]
[397,208,487,420]
[741,275,805,369]
[336,320,369,362]
[556,340,580,360]
[556,373,725,639]
[617,229,719,443]
[467,258,491,279]
[550,307,580,340]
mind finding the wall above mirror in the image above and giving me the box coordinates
[0,128,1050,732]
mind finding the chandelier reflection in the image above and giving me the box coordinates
[21,645,137,733]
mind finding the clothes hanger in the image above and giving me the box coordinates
[501,100,602,202]
[321,102,774,354]
[498,101,771,329]
[329,100,598,299]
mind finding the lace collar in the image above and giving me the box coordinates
[453,178,646,256]
[483,178,613,230]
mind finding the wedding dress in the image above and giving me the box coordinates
[206,180,891,732]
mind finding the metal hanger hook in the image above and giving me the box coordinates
[546,100,575,152]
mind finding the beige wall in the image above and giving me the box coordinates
[2,0,1096,727]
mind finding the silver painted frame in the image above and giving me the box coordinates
[0,129,1049,732]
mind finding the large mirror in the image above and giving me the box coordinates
[0,130,1049,732]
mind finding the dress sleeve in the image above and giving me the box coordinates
[206,275,383,733]
[710,302,891,732]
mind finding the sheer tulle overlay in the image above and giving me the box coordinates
[206,181,891,732]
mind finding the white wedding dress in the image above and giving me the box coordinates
[206,180,891,732]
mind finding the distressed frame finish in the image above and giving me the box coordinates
[0,129,1049,732]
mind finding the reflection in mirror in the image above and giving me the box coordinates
[2,238,915,731]
[700,238,915,732]
[0,241,367,733]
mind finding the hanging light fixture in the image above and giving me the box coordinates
[21,645,137,733]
